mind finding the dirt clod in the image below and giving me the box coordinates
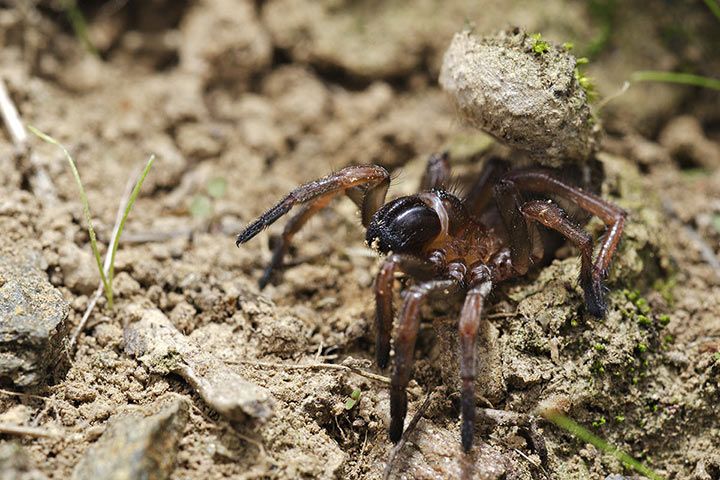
[440,28,599,166]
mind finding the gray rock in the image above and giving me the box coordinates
[440,28,599,166]
[0,442,48,480]
[71,398,189,480]
[124,306,274,422]
[390,420,520,480]
[0,253,69,387]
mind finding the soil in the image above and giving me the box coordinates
[1,1,720,479]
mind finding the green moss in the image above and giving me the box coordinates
[635,298,650,315]
[653,276,677,305]
[344,388,362,410]
[591,360,606,375]
[637,343,648,353]
[530,33,550,55]
[592,416,606,428]
[658,314,670,327]
[574,57,597,102]
[594,343,607,351]
[614,415,625,423]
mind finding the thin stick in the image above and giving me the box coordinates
[0,388,49,401]
[0,78,27,149]
[0,79,57,205]
[596,81,630,112]
[0,423,61,439]
[383,389,434,480]
[229,359,392,385]
[107,155,156,290]
[487,312,518,319]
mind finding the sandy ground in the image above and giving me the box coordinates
[1,1,720,479]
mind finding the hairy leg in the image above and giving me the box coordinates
[521,199,601,316]
[458,264,492,452]
[389,275,462,443]
[465,157,506,216]
[420,152,451,191]
[258,195,334,288]
[505,169,627,317]
[236,165,390,287]
[237,165,390,245]
[375,253,444,369]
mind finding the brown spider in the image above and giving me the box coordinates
[236,152,626,452]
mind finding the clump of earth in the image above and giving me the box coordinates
[1,1,719,479]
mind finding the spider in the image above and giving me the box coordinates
[236,152,626,452]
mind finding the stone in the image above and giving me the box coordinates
[72,398,189,480]
[0,442,48,480]
[124,306,274,422]
[0,253,69,387]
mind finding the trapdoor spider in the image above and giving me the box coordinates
[236,152,626,452]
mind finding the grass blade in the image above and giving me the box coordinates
[107,155,155,302]
[27,125,111,304]
[631,71,720,91]
[703,0,720,23]
[543,409,664,480]
[61,0,98,56]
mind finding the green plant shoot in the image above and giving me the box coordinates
[28,125,111,304]
[543,409,663,480]
[28,125,154,308]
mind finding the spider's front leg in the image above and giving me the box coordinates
[375,253,442,369]
[457,264,492,452]
[236,165,390,288]
[389,261,464,444]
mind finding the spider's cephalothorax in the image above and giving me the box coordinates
[236,152,626,452]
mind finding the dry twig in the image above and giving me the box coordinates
[0,388,49,402]
[229,359,392,385]
[383,389,434,480]
[0,423,61,439]
[0,78,27,149]
[0,78,58,205]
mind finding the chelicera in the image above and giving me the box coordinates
[236,151,626,452]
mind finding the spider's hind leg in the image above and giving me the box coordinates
[498,168,627,317]
[420,151,451,191]
[520,199,603,316]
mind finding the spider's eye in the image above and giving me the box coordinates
[366,197,441,254]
